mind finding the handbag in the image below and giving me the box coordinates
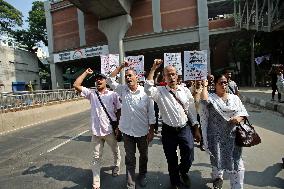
[235,117,261,147]
[95,91,122,142]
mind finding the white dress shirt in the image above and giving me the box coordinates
[144,80,198,127]
[81,87,121,136]
[107,77,156,137]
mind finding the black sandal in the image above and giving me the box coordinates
[213,178,223,189]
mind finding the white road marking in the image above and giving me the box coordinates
[45,130,89,154]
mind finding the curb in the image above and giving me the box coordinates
[240,95,284,116]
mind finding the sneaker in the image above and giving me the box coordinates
[213,178,223,189]
[180,173,191,187]
[138,174,147,187]
[271,98,275,101]
[112,166,120,177]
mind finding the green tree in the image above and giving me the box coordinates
[27,1,47,46]
[0,0,23,33]
[13,1,47,50]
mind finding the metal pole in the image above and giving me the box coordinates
[119,39,125,84]
[256,0,259,30]
[251,33,256,87]
[247,0,249,29]
[234,0,237,26]
[268,0,271,31]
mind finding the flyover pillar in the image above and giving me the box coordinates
[98,14,132,84]
[197,0,210,72]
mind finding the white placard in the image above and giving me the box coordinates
[164,53,182,75]
[124,55,145,81]
[184,50,207,81]
[100,54,119,76]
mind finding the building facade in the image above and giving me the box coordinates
[44,0,283,88]
[0,46,40,92]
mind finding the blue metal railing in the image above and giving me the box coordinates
[0,89,82,113]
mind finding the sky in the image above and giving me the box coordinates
[7,0,44,29]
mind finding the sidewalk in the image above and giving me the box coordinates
[239,87,284,116]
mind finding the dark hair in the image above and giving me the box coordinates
[214,74,226,84]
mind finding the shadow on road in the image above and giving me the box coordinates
[22,163,211,189]
[244,163,284,188]
[22,164,92,188]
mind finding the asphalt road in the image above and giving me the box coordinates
[0,103,283,189]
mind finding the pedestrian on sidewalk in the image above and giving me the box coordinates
[276,67,284,96]
[107,62,156,189]
[224,70,239,96]
[144,59,201,189]
[269,65,282,102]
[199,74,249,189]
[73,68,122,189]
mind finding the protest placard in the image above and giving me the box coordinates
[184,50,207,81]
[100,54,119,76]
[124,55,145,81]
[164,53,182,75]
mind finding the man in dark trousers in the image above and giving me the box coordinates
[144,59,201,189]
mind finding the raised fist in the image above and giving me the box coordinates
[85,68,93,75]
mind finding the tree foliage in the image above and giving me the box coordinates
[27,1,47,46]
[13,1,47,51]
[0,0,23,33]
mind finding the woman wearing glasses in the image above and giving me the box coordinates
[199,74,249,189]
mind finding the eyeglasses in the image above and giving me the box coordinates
[218,81,228,85]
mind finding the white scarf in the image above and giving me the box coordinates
[199,93,249,154]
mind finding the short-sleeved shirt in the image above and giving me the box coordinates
[81,87,121,136]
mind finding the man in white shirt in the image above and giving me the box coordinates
[144,59,201,189]
[107,63,155,189]
[73,68,121,189]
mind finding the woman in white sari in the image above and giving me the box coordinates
[199,74,248,189]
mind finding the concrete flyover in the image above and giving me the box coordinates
[68,0,134,19]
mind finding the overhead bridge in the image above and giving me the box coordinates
[68,0,135,19]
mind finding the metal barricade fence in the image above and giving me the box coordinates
[0,89,82,113]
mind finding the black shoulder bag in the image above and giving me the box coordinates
[95,91,122,142]
[235,117,261,147]
[166,87,198,132]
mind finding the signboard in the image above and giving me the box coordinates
[124,55,145,81]
[100,54,120,76]
[54,45,108,63]
[184,50,207,81]
[164,53,182,75]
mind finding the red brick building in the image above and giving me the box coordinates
[44,0,283,88]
